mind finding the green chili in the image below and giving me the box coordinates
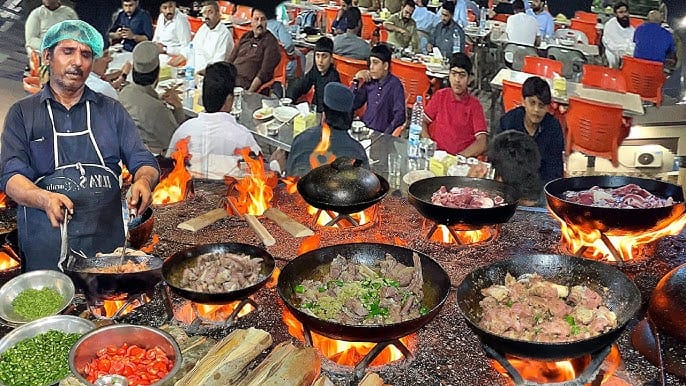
[11,287,64,321]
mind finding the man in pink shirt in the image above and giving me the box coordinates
[422,53,488,157]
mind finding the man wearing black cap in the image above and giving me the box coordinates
[286,37,341,112]
[286,82,369,176]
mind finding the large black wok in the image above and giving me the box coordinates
[163,242,275,304]
[297,158,390,214]
[456,254,640,360]
[545,176,685,233]
[64,253,163,298]
[277,243,451,342]
[408,176,520,226]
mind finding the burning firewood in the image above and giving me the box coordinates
[174,327,272,386]
[237,342,320,386]
[359,372,390,386]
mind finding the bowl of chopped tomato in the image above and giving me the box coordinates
[68,324,181,386]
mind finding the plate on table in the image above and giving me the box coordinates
[109,43,123,52]
[273,106,299,122]
[403,170,435,185]
[253,107,274,120]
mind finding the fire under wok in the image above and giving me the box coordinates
[456,254,640,360]
[408,176,520,226]
[545,176,685,233]
[277,243,451,343]
[163,242,275,304]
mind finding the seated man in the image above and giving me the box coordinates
[487,130,544,206]
[526,0,554,40]
[333,7,372,60]
[25,0,78,56]
[286,82,368,176]
[228,7,281,92]
[152,0,192,56]
[332,0,352,34]
[86,54,120,101]
[633,10,676,65]
[167,62,261,178]
[267,16,303,79]
[602,1,635,68]
[505,0,539,46]
[351,44,406,134]
[496,76,564,183]
[286,37,341,112]
[422,53,487,157]
[384,0,420,53]
[412,0,440,54]
[192,1,233,75]
[108,0,153,52]
[119,41,185,155]
[427,1,465,58]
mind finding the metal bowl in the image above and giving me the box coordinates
[70,324,182,386]
[0,270,75,324]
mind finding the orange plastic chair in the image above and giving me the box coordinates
[218,1,234,15]
[570,19,598,45]
[574,11,597,23]
[565,96,628,167]
[581,64,627,92]
[333,54,368,86]
[492,14,510,23]
[523,56,563,78]
[620,56,665,106]
[233,23,251,44]
[629,17,644,28]
[379,27,388,42]
[325,7,339,34]
[187,16,203,34]
[502,79,523,111]
[361,13,375,40]
[23,76,41,94]
[391,58,431,107]
[234,5,252,20]
[257,47,289,95]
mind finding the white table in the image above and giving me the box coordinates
[538,40,600,57]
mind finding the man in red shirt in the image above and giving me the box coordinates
[422,53,488,157]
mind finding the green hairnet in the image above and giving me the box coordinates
[40,20,104,58]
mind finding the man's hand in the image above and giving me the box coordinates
[354,69,371,83]
[120,27,134,40]
[128,166,159,216]
[155,42,167,54]
[41,191,73,228]
[161,83,183,109]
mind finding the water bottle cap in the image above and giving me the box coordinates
[416,96,422,102]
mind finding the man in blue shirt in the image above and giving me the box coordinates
[526,0,554,40]
[412,0,439,53]
[633,10,676,65]
[496,76,564,184]
[351,44,407,135]
[109,0,154,52]
[427,1,465,57]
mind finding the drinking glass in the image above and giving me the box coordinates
[231,87,243,116]
[388,153,402,177]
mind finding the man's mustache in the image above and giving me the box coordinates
[66,68,83,76]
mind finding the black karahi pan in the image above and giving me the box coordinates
[545,176,685,233]
[64,253,163,298]
[456,254,640,360]
[408,176,520,226]
[277,243,451,342]
[297,157,390,214]
[163,242,275,304]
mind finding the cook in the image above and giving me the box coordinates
[0,20,159,272]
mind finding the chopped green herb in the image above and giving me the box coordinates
[533,327,542,334]
[505,299,514,307]
[318,286,327,293]
[419,306,429,315]
[570,325,581,335]
[563,315,576,326]
[303,301,315,309]
[384,278,400,287]
[294,284,305,294]
[11,287,64,321]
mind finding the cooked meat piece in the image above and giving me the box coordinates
[178,252,263,293]
[562,184,676,208]
[431,186,507,208]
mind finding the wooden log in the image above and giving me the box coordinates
[245,214,276,246]
[237,342,320,386]
[312,375,335,386]
[264,208,314,238]
[359,372,387,386]
[176,208,228,231]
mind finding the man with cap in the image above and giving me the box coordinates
[119,41,185,155]
[286,82,369,176]
[166,62,261,178]
[422,53,487,157]
[286,37,341,112]
[152,0,192,56]
[351,44,406,135]
[109,0,154,52]
[0,20,159,271]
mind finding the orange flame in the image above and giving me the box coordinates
[152,137,192,206]
[297,234,321,255]
[281,176,299,194]
[553,211,686,262]
[393,236,408,247]
[283,308,415,366]
[493,345,624,385]
[121,165,131,184]
[429,224,496,244]
[0,192,7,209]
[228,148,275,216]
[309,124,335,169]
[266,267,281,288]
[140,234,159,254]
[174,300,255,324]
[0,251,19,270]
[307,205,377,228]
[94,295,150,319]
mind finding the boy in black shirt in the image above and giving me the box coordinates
[286,37,341,112]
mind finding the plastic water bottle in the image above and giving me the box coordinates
[407,96,423,159]
[452,30,461,54]
[479,8,487,33]
[184,43,195,109]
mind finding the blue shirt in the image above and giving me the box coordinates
[0,85,159,190]
[352,74,406,134]
[110,8,153,52]
[286,125,369,176]
[430,20,465,58]
[633,23,676,64]
[526,9,555,38]
[452,0,468,27]
[412,6,439,33]
[497,106,564,183]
